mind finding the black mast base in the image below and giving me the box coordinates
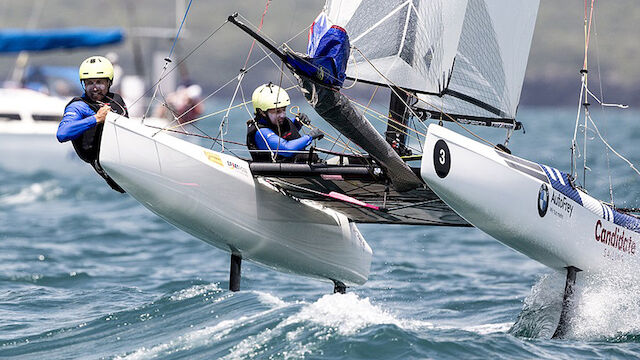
[552,266,582,339]
[229,253,242,292]
[333,280,346,294]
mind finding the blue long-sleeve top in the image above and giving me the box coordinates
[56,99,97,142]
[254,120,312,158]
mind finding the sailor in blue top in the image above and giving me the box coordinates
[246,83,323,162]
[57,56,128,193]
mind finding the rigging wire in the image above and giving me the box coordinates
[216,1,274,153]
[585,113,640,178]
[168,0,193,59]
[351,46,497,149]
[569,0,639,198]
[135,19,230,119]
[143,0,194,120]
[592,12,614,204]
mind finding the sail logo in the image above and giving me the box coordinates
[595,220,636,256]
[538,183,549,217]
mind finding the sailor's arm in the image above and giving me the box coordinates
[255,128,312,158]
[56,103,110,142]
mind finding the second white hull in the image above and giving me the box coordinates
[100,113,372,286]
[421,124,640,273]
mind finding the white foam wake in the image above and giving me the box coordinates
[224,293,433,360]
[282,292,432,336]
[516,265,640,340]
[0,181,61,205]
[570,264,640,340]
[119,292,432,360]
[169,283,221,301]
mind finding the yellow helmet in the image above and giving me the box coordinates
[79,56,114,81]
[252,83,290,113]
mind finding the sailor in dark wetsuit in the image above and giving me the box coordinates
[56,56,128,193]
[246,83,324,162]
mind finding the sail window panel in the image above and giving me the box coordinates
[327,0,468,94]
[351,56,431,93]
[347,4,407,61]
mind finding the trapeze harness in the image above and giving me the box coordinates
[246,116,307,162]
[66,93,128,193]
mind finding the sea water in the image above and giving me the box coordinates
[1,106,639,359]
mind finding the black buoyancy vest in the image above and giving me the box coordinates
[246,116,302,162]
[67,93,128,163]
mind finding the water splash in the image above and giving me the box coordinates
[169,283,221,301]
[282,293,431,336]
[511,265,640,341]
[570,264,640,341]
[0,181,62,205]
[224,293,433,359]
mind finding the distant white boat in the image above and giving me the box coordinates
[0,88,68,135]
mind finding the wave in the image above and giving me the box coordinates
[108,289,435,360]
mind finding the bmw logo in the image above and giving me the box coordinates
[538,183,549,217]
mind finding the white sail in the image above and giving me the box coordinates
[325,0,468,94]
[416,0,540,124]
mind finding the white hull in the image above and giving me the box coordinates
[421,124,640,273]
[100,113,372,286]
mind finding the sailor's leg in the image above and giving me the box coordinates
[91,159,126,193]
[229,254,242,292]
[552,266,581,339]
[333,280,346,294]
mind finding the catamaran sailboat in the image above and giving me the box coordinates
[98,0,638,336]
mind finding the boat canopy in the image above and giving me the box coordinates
[325,0,540,127]
[0,28,124,53]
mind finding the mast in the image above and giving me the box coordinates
[386,88,413,157]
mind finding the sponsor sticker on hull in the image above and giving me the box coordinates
[549,190,574,219]
[226,160,249,176]
[204,150,223,167]
[595,220,637,259]
[538,185,574,220]
[538,183,549,217]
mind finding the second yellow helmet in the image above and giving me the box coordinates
[252,83,290,113]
